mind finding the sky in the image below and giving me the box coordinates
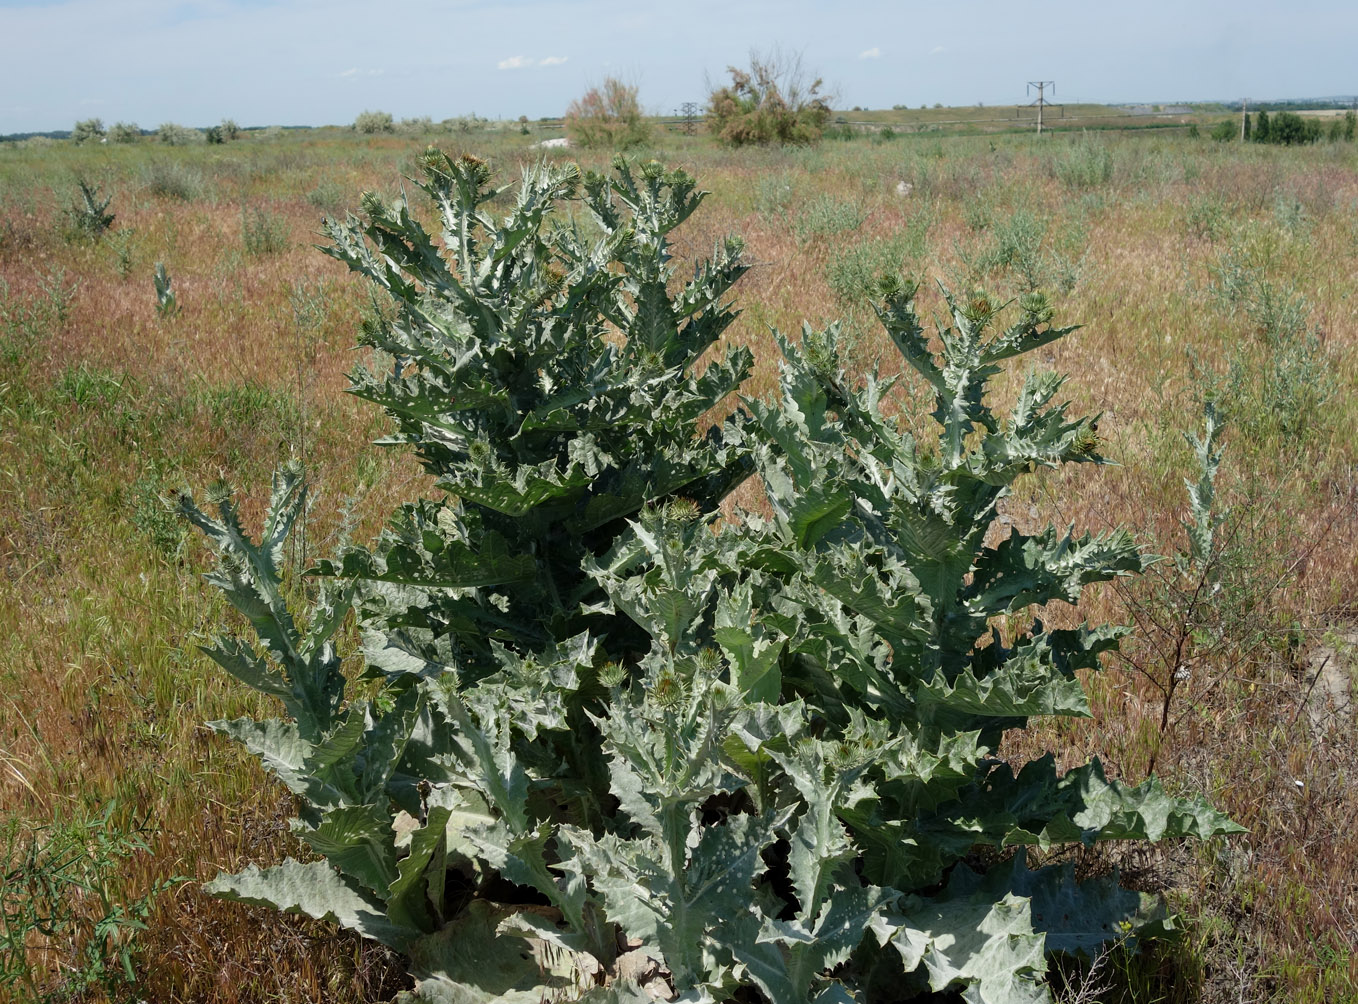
[2,0,1356,134]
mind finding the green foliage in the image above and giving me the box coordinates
[71,117,105,145]
[825,219,931,305]
[1,801,180,1000]
[1255,110,1271,143]
[1345,109,1356,142]
[1209,120,1236,143]
[180,159,1240,1003]
[791,193,865,244]
[153,262,177,319]
[306,179,347,213]
[156,122,203,146]
[1054,135,1113,189]
[241,205,290,256]
[707,51,831,146]
[107,226,137,277]
[565,78,651,150]
[64,177,116,241]
[140,159,206,201]
[1256,110,1319,146]
[107,121,142,144]
[355,110,396,134]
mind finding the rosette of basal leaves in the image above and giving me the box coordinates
[315,151,753,680]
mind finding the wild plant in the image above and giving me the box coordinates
[140,160,206,202]
[177,156,1240,1003]
[107,122,141,144]
[155,122,203,146]
[791,192,865,245]
[153,262,177,319]
[0,801,179,999]
[36,266,77,328]
[107,227,136,278]
[241,205,289,256]
[306,180,347,214]
[565,78,651,150]
[354,110,395,134]
[64,177,116,242]
[1054,135,1114,189]
[70,118,105,145]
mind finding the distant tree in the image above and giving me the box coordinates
[108,122,141,143]
[1345,109,1356,142]
[354,110,395,134]
[71,118,105,144]
[1270,111,1308,145]
[1327,118,1343,142]
[220,118,241,141]
[1255,109,1271,143]
[706,49,830,147]
[157,122,203,145]
[564,77,651,149]
[1243,112,1251,141]
[205,126,224,144]
[1210,120,1236,142]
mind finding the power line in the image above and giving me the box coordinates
[1027,80,1055,135]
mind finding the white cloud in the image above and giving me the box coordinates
[340,67,358,77]
[539,55,568,66]
[498,55,534,70]
[859,47,881,60]
[928,45,945,55]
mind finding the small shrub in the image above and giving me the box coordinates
[1210,120,1236,142]
[706,49,831,146]
[241,206,290,256]
[1055,134,1113,188]
[132,464,190,559]
[107,121,141,144]
[70,117,105,145]
[0,801,178,999]
[397,116,434,135]
[305,179,347,214]
[754,171,796,223]
[140,160,206,201]
[354,110,395,134]
[1185,195,1229,242]
[219,117,241,141]
[791,192,865,244]
[564,77,651,149]
[156,122,203,146]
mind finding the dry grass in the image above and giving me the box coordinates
[1,124,1356,1002]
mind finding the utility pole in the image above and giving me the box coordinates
[1241,97,1249,141]
[1027,80,1055,134]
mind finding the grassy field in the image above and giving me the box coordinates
[1,119,1356,1002]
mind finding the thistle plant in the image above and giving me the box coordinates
[178,156,1240,1003]
[65,178,115,241]
[152,262,177,319]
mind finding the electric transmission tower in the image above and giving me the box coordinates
[1027,80,1055,134]
[678,101,701,135]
